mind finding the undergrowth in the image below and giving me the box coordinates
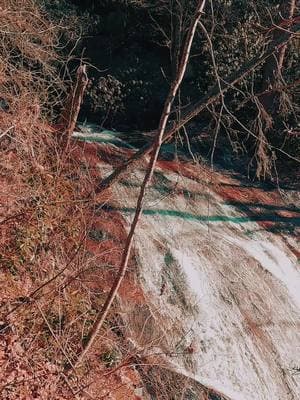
[0,5,157,398]
[0,1,113,398]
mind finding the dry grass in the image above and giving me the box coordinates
[0,1,115,397]
[0,0,67,115]
[0,2,145,389]
[140,364,228,400]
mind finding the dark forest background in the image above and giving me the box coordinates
[43,0,299,182]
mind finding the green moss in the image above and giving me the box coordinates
[164,250,175,267]
[162,250,198,315]
[88,228,109,242]
[99,348,121,368]
[153,171,173,196]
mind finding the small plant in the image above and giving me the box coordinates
[99,348,121,368]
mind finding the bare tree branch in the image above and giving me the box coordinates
[70,0,207,369]
[260,0,297,112]
[95,22,300,194]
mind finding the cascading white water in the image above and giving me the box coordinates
[110,165,300,400]
[76,129,300,400]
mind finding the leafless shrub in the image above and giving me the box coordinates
[0,1,104,397]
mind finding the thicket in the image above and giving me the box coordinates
[67,0,299,179]
[0,1,109,397]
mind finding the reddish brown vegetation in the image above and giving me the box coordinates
[1,1,298,398]
[0,1,145,397]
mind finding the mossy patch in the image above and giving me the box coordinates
[99,348,121,368]
[162,250,198,315]
[88,228,110,242]
[152,171,173,196]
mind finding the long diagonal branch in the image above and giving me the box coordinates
[70,0,207,369]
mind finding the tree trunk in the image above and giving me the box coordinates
[260,0,296,113]
[58,65,88,143]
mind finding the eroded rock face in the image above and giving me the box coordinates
[91,142,300,400]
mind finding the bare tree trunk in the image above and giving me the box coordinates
[170,0,184,79]
[277,0,297,70]
[58,65,88,142]
[70,0,207,369]
[95,21,300,194]
[260,0,297,113]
